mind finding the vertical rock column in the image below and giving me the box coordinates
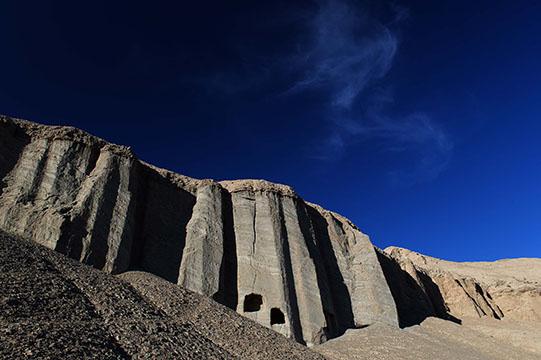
[63,145,139,274]
[281,197,327,346]
[375,250,437,327]
[322,211,399,328]
[231,190,299,340]
[0,139,51,236]
[0,138,99,249]
[136,168,196,283]
[178,183,225,298]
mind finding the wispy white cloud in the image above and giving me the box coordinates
[290,0,452,184]
[196,0,452,185]
[288,0,398,109]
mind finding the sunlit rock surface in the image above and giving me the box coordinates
[1,115,540,351]
[0,115,398,346]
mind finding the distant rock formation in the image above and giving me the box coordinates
[320,249,541,360]
[0,115,397,346]
[1,115,539,347]
[383,246,541,323]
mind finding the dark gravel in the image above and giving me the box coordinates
[0,230,324,359]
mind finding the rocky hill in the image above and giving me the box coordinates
[0,114,540,355]
[0,230,323,359]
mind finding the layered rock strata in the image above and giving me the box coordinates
[0,115,398,346]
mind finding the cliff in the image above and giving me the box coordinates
[384,246,541,323]
[0,115,397,346]
[1,114,539,348]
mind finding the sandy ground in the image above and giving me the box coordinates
[316,316,541,360]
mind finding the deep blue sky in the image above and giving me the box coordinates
[1,0,539,261]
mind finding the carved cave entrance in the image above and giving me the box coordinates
[270,307,285,325]
[243,293,263,312]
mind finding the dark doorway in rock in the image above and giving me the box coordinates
[243,293,263,312]
[270,308,285,325]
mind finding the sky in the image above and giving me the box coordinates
[0,0,540,261]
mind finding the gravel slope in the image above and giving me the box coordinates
[0,230,323,359]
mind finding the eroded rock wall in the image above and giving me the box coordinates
[2,115,538,344]
[0,115,399,346]
[381,246,535,324]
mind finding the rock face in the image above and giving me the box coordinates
[382,246,541,324]
[320,250,541,360]
[2,115,539,348]
[0,115,398,346]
